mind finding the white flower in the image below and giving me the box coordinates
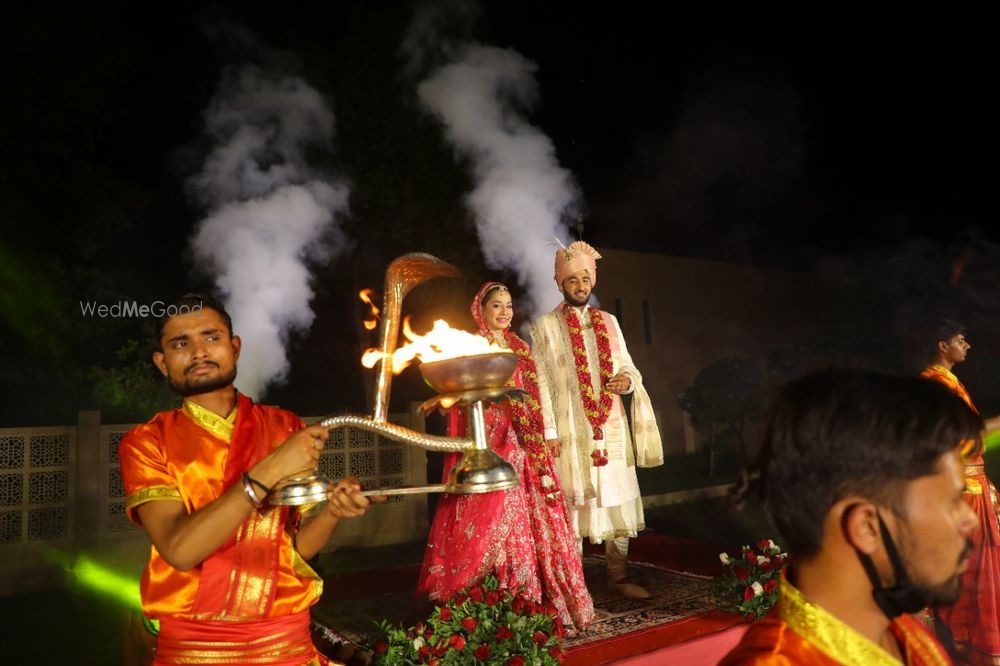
[719,552,731,565]
[751,581,764,597]
[412,637,425,650]
[757,555,769,566]
[766,539,780,554]
[541,475,555,489]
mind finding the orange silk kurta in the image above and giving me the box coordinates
[720,577,951,665]
[119,394,323,621]
[921,364,979,414]
[922,362,985,460]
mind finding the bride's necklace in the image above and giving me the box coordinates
[486,330,510,348]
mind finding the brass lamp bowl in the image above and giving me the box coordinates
[445,447,519,494]
[269,473,330,506]
[419,352,517,394]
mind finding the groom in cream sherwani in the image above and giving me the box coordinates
[528,241,663,599]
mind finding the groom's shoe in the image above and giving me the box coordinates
[606,544,651,599]
[608,576,651,600]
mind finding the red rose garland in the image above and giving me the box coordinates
[562,304,614,467]
[491,330,564,504]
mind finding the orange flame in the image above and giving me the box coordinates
[361,348,385,368]
[359,288,380,331]
[359,318,510,373]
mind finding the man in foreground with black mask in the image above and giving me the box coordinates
[720,369,980,665]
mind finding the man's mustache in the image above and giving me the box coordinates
[185,361,219,374]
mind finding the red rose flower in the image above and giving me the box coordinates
[485,590,501,606]
[511,597,526,615]
[764,579,778,593]
[497,626,514,640]
[761,561,772,572]
[454,595,468,605]
[418,646,431,660]
[743,586,754,601]
[428,660,440,666]
[439,607,452,622]
[449,634,466,651]
[744,551,756,564]
[461,617,478,633]
[424,627,434,639]
[735,567,749,581]
[469,586,484,603]
[757,539,770,551]
[474,644,491,660]
[549,646,564,661]
[373,641,388,654]
[507,656,525,666]
[532,630,549,646]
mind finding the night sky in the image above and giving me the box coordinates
[3,2,999,424]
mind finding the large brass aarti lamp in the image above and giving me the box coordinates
[268,253,520,505]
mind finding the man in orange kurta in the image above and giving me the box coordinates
[720,370,980,665]
[120,295,379,666]
[921,319,1000,666]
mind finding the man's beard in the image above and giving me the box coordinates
[562,288,591,307]
[859,513,973,618]
[913,538,974,606]
[168,364,238,397]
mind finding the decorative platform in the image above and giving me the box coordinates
[310,532,747,664]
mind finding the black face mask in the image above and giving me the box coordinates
[855,512,933,619]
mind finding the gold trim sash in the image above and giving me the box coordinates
[191,394,290,620]
[126,485,183,523]
[182,400,238,442]
[778,578,903,666]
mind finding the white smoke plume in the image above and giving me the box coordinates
[416,44,581,317]
[188,65,350,399]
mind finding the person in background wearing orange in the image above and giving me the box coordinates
[922,319,1000,665]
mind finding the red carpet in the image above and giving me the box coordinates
[561,533,746,665]
[313,532,747,664]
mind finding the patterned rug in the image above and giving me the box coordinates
[311,556,719,654]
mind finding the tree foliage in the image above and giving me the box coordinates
[677,357,763,456]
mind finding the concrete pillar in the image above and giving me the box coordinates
[75,410,102,551]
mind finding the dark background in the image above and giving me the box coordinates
[3,2,999,426]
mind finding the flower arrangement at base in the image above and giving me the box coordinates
[716,538,788,621]
[372,575,564,665]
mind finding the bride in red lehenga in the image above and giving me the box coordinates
[415,281,595,634]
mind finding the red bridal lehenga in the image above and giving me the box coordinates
[415,282,595,634]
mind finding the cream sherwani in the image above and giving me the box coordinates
[529,305,663,544]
